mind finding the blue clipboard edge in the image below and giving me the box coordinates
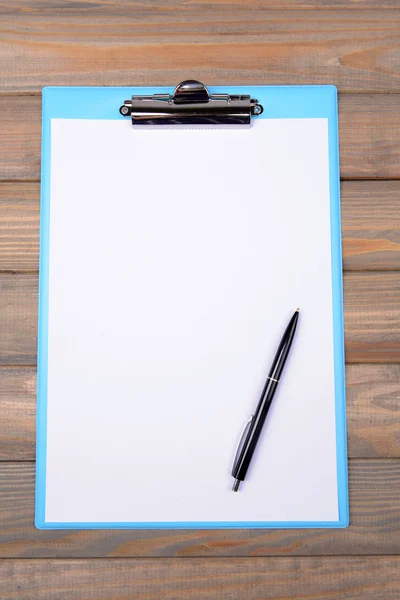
[35,85,349,530]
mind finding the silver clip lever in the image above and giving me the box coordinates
[232,415,254,491]
[119,80,263,126]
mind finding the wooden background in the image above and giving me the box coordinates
[0,1,399,598]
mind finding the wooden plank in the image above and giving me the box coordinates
[341,181,400,271]
[0,271,399,365]
[0,183,39,272]
[340,95,400,179]
[1,364,399,461]
[343,272,400,362]
[0,275,38,366]
[346,364,400,458]
[0,368,36,461]
[1,181,399,272]
[0,97,41,182]
[4,0,400,11]
[1,6,400,92]
[1,95,400,181]
[1,460,399,558]
[1,558,399,600]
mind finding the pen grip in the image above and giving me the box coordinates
[232,378,278,481]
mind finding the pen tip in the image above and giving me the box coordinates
[296,308,300,313]
[232,479,241,492]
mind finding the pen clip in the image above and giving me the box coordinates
[232,415,254,472]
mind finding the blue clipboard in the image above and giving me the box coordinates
[36,84,348,529]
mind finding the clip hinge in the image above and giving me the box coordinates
[119,80,263,126]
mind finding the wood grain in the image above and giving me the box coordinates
[1,95,400,181]
[341,181,400,271]
[0,183,39,272]
[1,365,399,461]
[1,557,399,600]
[343,272,400,362]
[1,181,399,272]
[339,95,400,179]
[0,368,36,461]
[1,272,399,365]
[0,97,40,181]
[5,0,400,11]
[346,364,400,458]
[1,460,399,558]
[0,275,38,366]
[1,5,400,92]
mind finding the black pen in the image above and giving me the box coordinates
[232,309,299,491]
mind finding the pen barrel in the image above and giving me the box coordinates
[232,310,299,483]
[268,313,298,382]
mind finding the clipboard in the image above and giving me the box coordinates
[36,81,348,529]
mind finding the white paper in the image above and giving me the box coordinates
[44,118,338,523]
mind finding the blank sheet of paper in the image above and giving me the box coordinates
[44,118,338,523]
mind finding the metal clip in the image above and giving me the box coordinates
[119,80,263,126]
[232,415,254,472]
